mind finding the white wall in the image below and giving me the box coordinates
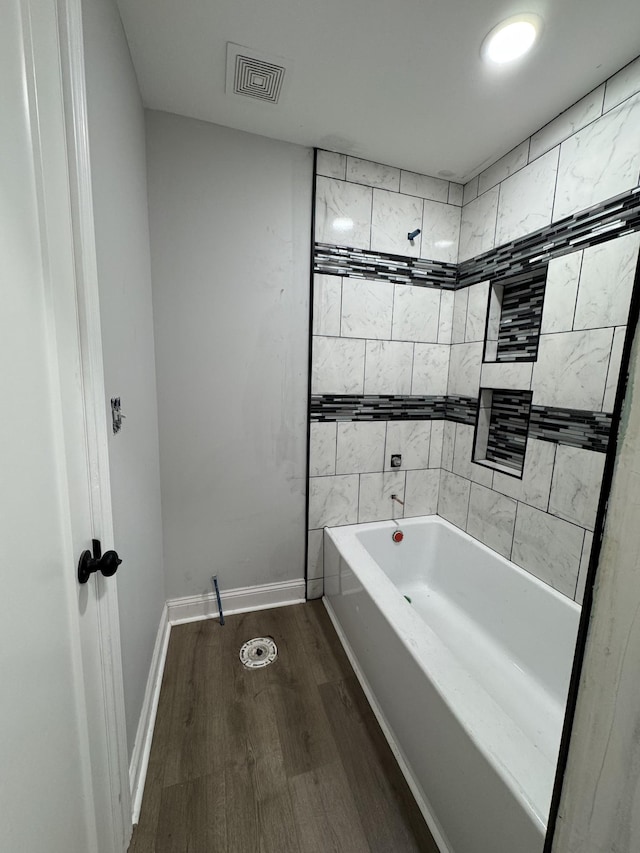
[82,0,165,757]
[145,111,312,599]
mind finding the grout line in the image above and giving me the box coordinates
[570,250,584,331]
[338,275,344,337]
[573,528,588,600]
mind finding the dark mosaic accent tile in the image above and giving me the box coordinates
[310,394,448,421]
[495,265,548,362]
[313,243,458,289]
[529,406,612,453]
[445,395,478,425]
[459,187,640,288]
[485,391,532,471]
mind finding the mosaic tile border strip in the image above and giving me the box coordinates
[311,395,612,452]
[313,244,458,289]
[529,406,612,453]
[314,187,640,293]
[459,186,640,288]
[310,394,448,421]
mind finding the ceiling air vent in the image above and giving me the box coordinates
[226,43,288,105]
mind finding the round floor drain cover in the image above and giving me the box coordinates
[239,637,278,669]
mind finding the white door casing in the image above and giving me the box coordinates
[0,0,130,850]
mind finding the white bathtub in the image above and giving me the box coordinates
[323,515,580,853]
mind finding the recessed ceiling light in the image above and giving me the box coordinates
[482,14,542,65]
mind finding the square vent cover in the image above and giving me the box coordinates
[226,43,289,105]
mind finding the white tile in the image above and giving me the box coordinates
[603,326,626,412]
[574,531,594,605]
[465,281,489,342]
[371,189,423,257]
[532,328,614,410]
[364,340,414,394]
[358,471,406,523]
[313,274,342,336]
[308,474,359,528]
[574,233,640,331]
[411,344,449,395]
[530,86,605,160]
[400,171,449,203]
[438,471,471,530]
[307,529,324,580]
[438,290,454,343]
[441,421,455,470]
[478,141,529,195]
[448,342,483,397]
[495,148,559,246]
[540,251,583,334]
[316,150,346,180]
[309,422,337,476]
[512,504,584,598]
[452,423,493,488]
[466,483,517,559]
[404,469,440,517]
[392,285,440,343]
[458,187,499,262]
[312,336,365,394]
[421,200,461,264]
[385,421,431,470]
[346,157,400,191]
[341,278,394,339]
[306,578,324,600]
[448,183,464,207]
[315,176,372,249]
[451,288,468,344]
[549,445,606,530]
[553,93,640,222]
[429,420,444,468]
[480,361,533,390]
[462,176,479,205]
[604,56,640,112]
[493,438,556,511]
[336,421,386,475]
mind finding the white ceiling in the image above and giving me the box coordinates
[116,0,640,182]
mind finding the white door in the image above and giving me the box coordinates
[0,0,129,851]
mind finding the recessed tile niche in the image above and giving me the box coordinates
[484,265,548,362]
[474,388,532,477]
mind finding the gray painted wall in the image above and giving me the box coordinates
[83,0,166,757]
[145,111,312,600]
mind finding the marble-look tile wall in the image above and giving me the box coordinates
[460,58,640,262]
[309,56,640,602]
[441,230,639,602]
[309,152,462,598]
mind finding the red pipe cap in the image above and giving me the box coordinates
[392,530,404,543]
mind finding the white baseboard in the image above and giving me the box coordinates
[322,597,451,853]
[129,602,171,824]
[167,577,306,625]
[129,578,305,823]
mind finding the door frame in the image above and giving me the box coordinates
[21,0,131,848]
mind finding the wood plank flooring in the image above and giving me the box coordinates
[128,601,438,852]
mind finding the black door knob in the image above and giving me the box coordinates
[78,539,122,584]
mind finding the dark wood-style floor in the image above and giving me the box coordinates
[128,601,438,852]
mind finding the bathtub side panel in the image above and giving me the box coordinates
[324,544,544,853]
